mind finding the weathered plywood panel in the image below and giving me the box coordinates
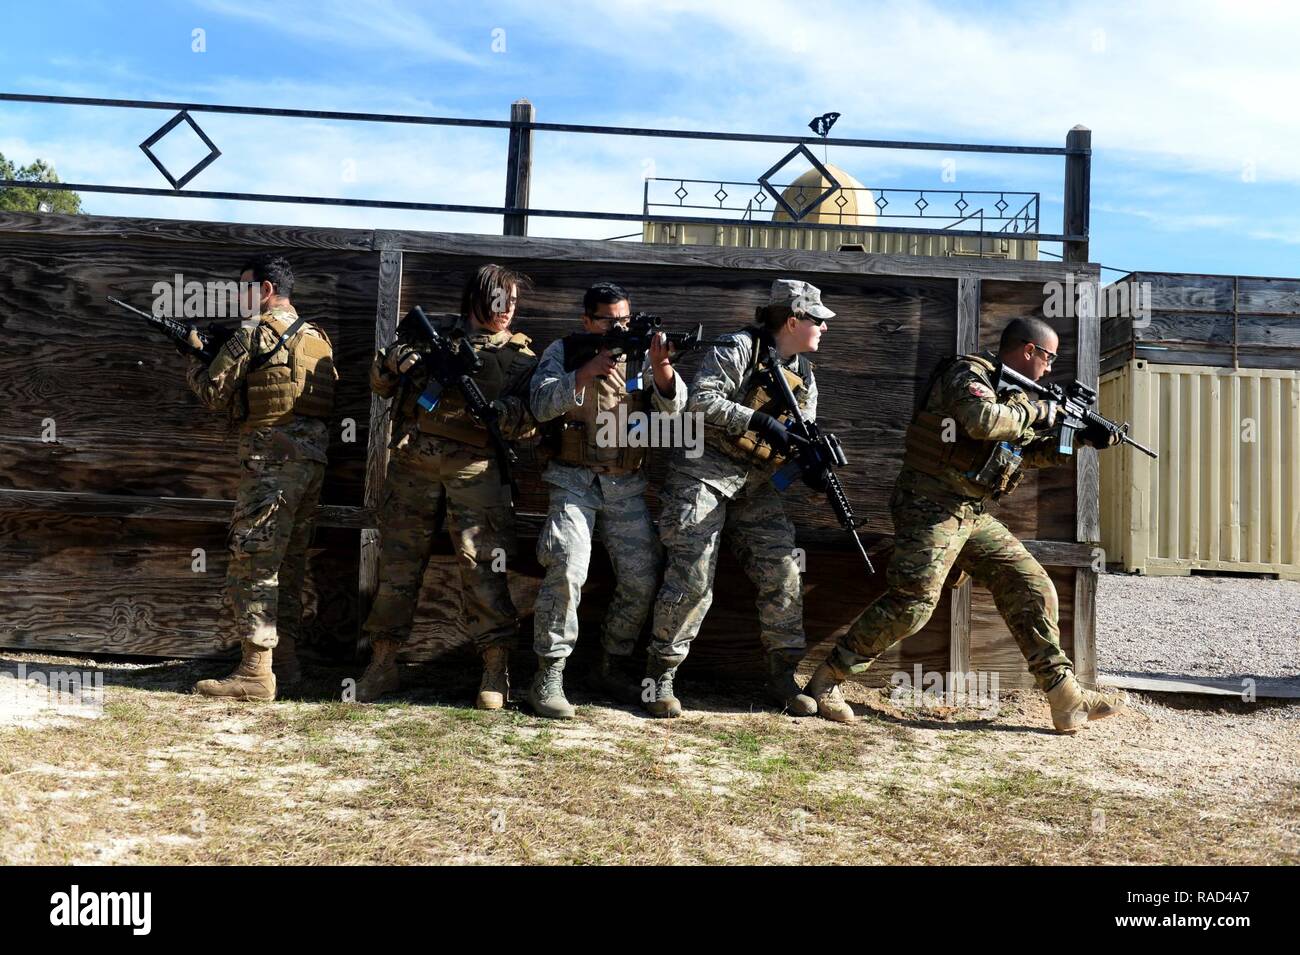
[967,566,1076,691]
[0,235,377,505]
[0,510,358,657]
[1101,271,1300,369]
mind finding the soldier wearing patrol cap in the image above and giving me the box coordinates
[185,254,337,702]
[642,278,834,718]
[803,315,1127,732]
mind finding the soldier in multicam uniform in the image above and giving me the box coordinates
[527,282,687,719]
[804,316,1126,733]
[356,264,538,710]
[643,279,835,718]
[186,254,337,701]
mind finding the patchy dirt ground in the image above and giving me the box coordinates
[1,650,1295,865]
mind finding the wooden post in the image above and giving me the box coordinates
[1074,265,1101,684]
[1076,268,1101,543]
[1063,125,1091,265]
[950,276,980,677]
[503,99,534,237]
[358,248,403,647]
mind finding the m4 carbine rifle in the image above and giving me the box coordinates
[762,345,874,574]
[997,364,1158,459]
[400,305,520,495]
[561,312,736,392]
[108,296,235,363]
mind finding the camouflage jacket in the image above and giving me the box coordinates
[900,350,1074,504]
[673,329,818,498]
[370,314,538,461]
[529,335,688,501]
[186,304,331,465]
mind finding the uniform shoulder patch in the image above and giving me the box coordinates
[222,334,249,360]
[968,381,995,399]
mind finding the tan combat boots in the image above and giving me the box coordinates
[195,639,276,702]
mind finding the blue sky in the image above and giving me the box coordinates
[2,0,1298,278]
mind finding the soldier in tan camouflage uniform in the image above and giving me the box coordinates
[527,282,687,718]
[186,254,337,701]
[357,265,538,709]
[805,316,1126,733]
[644,279,835,718]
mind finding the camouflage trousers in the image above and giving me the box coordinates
[649,468,805,668]
[227,456,326,650]
[831,488,1072,690]
[362,440,519,651]
[534,480,664,660]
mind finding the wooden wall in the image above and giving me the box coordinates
[1101,271,1300,373]
[0,212,1100,689]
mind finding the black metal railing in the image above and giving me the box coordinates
[642,178,1040,234]
[0,92,1087,249]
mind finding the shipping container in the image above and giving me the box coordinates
[1099,358,1300,578]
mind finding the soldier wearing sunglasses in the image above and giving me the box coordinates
[803,316,1126,733]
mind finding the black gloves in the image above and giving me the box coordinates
[1081,420,1122,448]
[749,411,792,454]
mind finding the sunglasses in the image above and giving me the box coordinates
[1023,341,1058,365]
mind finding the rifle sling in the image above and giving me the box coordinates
[250,314,310,371]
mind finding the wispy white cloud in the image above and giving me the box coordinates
[193,0,483,65]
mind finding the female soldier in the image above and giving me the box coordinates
[357,264,538,709]
[644,278,841,719]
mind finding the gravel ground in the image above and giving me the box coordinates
[1097,573,1300,680]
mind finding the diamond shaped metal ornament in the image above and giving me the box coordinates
[140,111,221,189]
[758,144,840,222]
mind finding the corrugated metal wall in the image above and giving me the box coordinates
[642,222,1038,260]
[1100,359,1300,578]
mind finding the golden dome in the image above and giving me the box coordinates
[771,162,876,226]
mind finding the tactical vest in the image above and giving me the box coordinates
[902,353,1025,499]
[714,328,811,468]
[243,314,336,429]
[408,322,534,448]
[547,350,652,474]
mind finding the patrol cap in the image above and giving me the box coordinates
[769,278,834,321]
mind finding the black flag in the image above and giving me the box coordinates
[808,112,840,138]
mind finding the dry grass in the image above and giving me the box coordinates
[1,651,1296,865]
